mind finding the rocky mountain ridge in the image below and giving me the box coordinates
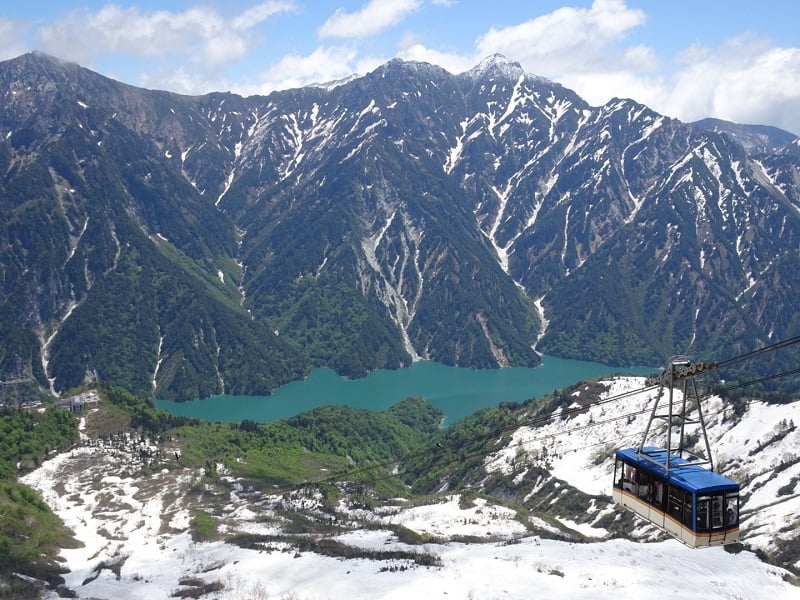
[1,52,798,400]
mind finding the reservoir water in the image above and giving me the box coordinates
[155,356,655,425]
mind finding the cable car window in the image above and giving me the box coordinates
[668,485,683,520]
[725,493,739,527]
[683,490,693,528]
[636,470,651,500]
[652,479,664,509]
[696,496,710,531]
[623,465,637,493]
[711,495,724,529]
[614,459,625,489]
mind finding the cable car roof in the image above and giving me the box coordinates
[615,446,739,493]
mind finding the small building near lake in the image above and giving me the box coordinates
[56,390,100,415]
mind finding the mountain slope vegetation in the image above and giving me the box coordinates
[1,52,798,400]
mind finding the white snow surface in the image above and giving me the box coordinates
[20,376,800,599]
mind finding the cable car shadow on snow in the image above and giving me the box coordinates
[612,356,740,548]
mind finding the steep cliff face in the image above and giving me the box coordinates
[1,52,798,400]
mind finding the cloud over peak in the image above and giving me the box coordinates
[36,2,296,69]
[319,0,422,39]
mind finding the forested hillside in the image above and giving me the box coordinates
[1,52,798,401]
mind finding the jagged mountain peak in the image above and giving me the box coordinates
[1,51,88,99]
[465,53,526,80]
[599,96,658,117]
[367,57,453,83]
[588,97,673,136]
[1,50,121,92]
[3,50,73,71]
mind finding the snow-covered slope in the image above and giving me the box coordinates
[20,377,800,599]
[483,376,800,567]
[20,451,798,599]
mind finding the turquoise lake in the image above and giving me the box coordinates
[155,356,656,425]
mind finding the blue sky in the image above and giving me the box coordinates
[2,1,799,133]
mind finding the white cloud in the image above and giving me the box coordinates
[561,33,800,134]
[250,45,364,92]
[0,18,30,61]
[434,0,800,134]
[395,0,655,102]
[319,0,422,39]
[138,65,209,96]
[397,42,474,74]
[661,37,800,134]
[232,1,296,30]
[475,0,648,78]
[36,3,295,69]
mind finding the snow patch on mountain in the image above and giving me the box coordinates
[360,203,424,361]
[465,53,526,82]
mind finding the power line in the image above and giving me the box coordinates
[380,370,799,492]
[710,366,800,394]
[444,336,800,460]
[302,369,799,495]
[713,334,800,371]
[312,382,661,488]
[487,369,800,467]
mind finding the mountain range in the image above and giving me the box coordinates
[1,52,798,401]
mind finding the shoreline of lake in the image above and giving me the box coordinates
[154,356,656,425]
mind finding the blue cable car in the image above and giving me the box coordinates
[612,358,740,548]
[612,447,739,547]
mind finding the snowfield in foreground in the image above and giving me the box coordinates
[21,375,800,599]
